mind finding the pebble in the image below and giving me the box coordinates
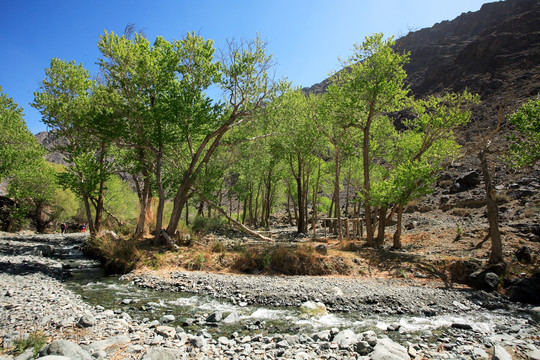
[1,233,539,360]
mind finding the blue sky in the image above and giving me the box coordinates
[1,0,490,134]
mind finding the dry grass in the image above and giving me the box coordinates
[83,234,142,274]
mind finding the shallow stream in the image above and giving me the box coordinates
[60,241,527,342]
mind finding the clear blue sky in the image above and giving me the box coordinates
[1,0,491,134]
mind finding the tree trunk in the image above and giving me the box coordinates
[334,148,342,241]
[312,159,322,238]
[296,162,305,234]
[94,141,107,233]
[185,198,189,226]
[363,108,375,246]
[83,194,96,236]
[155,147,165,244]
[393,204,403,249]
[479,150,503,263]
[375,206,387,247]
[242,196,247,224]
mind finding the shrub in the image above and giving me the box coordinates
[187,252,208,270]
[233,246,272,273]
[210,239,226,253]
[82,234,141,274]
[12,332,47,357]
[191,216,226,235]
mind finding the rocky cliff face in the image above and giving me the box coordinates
[305,0,540,117]
[34,130,66,165]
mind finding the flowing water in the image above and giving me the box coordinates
[58,240,527,342]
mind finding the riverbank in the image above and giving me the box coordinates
[1,233,539,359]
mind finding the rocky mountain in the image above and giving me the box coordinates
[304,0,540,120]
[34,130,66,165]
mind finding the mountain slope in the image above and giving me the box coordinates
[304,0,540,117]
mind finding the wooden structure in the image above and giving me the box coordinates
[317,218,363,240]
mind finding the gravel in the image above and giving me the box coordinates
[1,232,539,359]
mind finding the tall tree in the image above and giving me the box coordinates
[326,34,409,245]
[33,59,112,236]
[165,36,285,237]
[0,86,44,180]
[275,90,322,233]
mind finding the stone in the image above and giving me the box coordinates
[531,307,540,323]
[155,325,176,339]
[14,348,34,360]
[223,311,239,324]
[206,311,222,323]
[314,244,327,255]
[469,270,500,291]
[160,314,175,323]
[515,246,532,263]
[77,313,96,328]
[300,301,327,315]
[333,329,357,348]
[87,335,130,353]
[370,338,409,360]
[508,273,540,305]
[451,323,473,330]
[492,345,513,360]
[41,339,92,360]
[354,340,371,356]
[408,345,417,358]
[529,349,540,360]
[312,330,332,342]
[141,347,182,360]
[472,347,489,359]
[190,335,207,348]
[457,171,481,189]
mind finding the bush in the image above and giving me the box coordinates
[186,252,208,270]
[191,216,226,235]
[82,234,141,274]
[12,332,47,357]
[210,239,226,253]
[233,244,338,276]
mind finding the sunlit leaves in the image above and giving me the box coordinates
[508,95,540,168]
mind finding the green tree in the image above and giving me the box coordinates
[33,58,112,236]
[275,90,322,233]
[387,92,478,248]
[0,87,44,180]
[165,36,286,237]
[7,160,60,232]
[508,95,540,168]
[326,34,410,246]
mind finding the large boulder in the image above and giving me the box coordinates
[40,339,92,360]
[469,271,500,291]
[507,273,540,305]
[370,337,409,360]
[141,347,182,360]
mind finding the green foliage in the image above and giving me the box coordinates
[7,159,63,232]
[12,332,47,357]
[0,87,44,181]
[455,223,463,241]
[191,215,226,235]
[508,95,540,168]
[101,174,139,227]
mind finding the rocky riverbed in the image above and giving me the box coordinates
[1,233,539,360]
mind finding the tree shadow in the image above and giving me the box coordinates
[0,260,68,280]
